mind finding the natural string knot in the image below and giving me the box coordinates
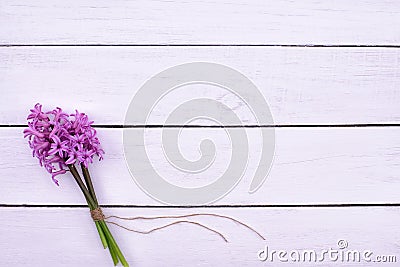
[90,207,105,221]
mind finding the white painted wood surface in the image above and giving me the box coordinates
[1,47,400,125]
[1,207,399,266]
[1,0,400,45]
[1,0,399,266]
[2,127,400,205]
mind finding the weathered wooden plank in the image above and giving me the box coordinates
[2,127,399,205]
[1,0,400,45]
[1,47,400,125]
[0,207,398,266]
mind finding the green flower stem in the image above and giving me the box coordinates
[68,164,96,209]
[69,165,109,246]
[81,164,98,204]
[79,164,108,249]
[99,220,129,267]
[80,165,129,267]
[68,164,128,266]
[95,221,108,249]
[108,236,119,266]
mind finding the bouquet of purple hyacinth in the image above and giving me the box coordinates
[23,103,129,266]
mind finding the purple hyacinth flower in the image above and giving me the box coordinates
[23,103,105,185]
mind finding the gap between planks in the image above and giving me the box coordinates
[1,44,400,48]
[3,124,400,128]
[1,204,400,208]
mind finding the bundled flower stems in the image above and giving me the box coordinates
[23,103,266,266]
[23,104,129,266]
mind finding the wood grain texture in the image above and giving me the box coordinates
[2,1,400,265]
[1,207,398,266]
[1,0,400,45]
[1,47,400,125]
[2,127,399,205]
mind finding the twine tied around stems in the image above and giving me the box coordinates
[90,208,266,243]
[68,162,266,266]
[90,207,106,221]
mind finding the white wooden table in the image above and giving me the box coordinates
[1,1,399,266]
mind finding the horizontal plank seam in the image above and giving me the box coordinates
[4,124,400,128]
[1,44,400,48]
[1,204,399,208]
